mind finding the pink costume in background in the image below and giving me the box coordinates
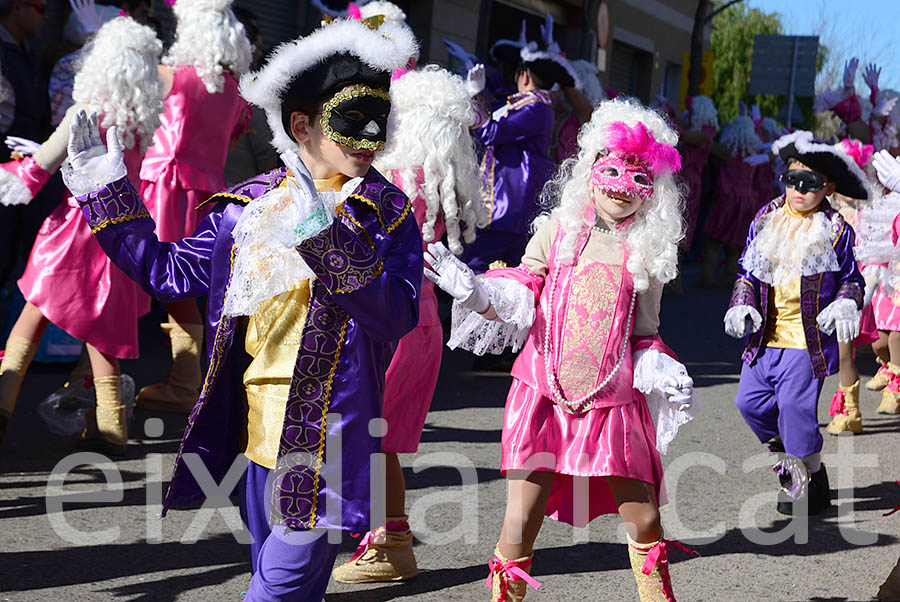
[17,127,150,358]
[140,65,250,242]
[679,125,715,250]
[382,168,445,453]
[704,156,762,248]
[489,223,670,527]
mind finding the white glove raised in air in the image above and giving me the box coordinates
[724,305,763,339]
[423,241,489,313]
[633,348,693,408]
[63,110,126,196]
[873,149,900,192]
[466,63,486,97]
[816,298,861,344]
[69,0,103,36]
[5,136,40,156]
[744,153,770,166]
[843,57,859,90]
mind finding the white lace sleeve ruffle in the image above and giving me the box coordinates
[855,192,900,266]
[446,276,535,356]
[60,158,127,197]
[0,167,32,206]
[633,348,698,455]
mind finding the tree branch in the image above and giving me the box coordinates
[706,0,744,22]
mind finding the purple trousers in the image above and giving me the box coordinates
[240,460,341,602]
[734,346,824,458]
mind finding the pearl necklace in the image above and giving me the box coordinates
[542,233,637,414]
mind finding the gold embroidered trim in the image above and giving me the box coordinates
[196,192,252,210]
[831,221,844,248]
[336,207,376,249]
[320,86,390,151]
[308,314,349,527]
[334,258,384,294]
[91,212,151,234]
[347,193,412,234]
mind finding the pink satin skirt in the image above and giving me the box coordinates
[873,289,900,332]
[501,378,664,527]
[18,197,151,358]
[140,177,212,242]
[381,322,443,453]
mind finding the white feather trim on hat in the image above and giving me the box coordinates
[772,130,873,200]
[571,59,605,106]
[520,42,582,91]
[239,18,418,154]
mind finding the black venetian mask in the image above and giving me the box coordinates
[320,86,391,151]
[781,169,827,194]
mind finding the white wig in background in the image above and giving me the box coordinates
[571,59,606,107]
[760,116,786,140]
[536,98,684,291]
[719,115,762,158]
[375,65,487,255]
[72,17,164,153]
[689,95,718,132]
[163,0,253,94]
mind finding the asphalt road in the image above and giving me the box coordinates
[2,269,900,602]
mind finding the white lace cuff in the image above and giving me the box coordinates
[60,159,127,197]
[815,297,860,335]
[643,389,699,456]
[447,276,535,356]
[0,168,32,206]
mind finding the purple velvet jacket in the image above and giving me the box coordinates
[728,196,864,378]
[77,166,423,531]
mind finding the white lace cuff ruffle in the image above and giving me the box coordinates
[447,276,535,356]
[0,168,32,206]
[634,349,698,455]
[60,159,127,197]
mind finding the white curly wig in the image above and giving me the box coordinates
[571,59,606,107]
[719,115,762,157]
[535,98,684,291]
[375,65,487,255]
[689,95,718,132]
[163,0,253,94]
[72,17,164,153]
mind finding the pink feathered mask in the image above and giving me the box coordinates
[838,138,875,168]
[590,121,681,202]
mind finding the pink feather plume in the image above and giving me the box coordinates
[347,2,362,20]
[605,121,682,175]
[839,138,875,168]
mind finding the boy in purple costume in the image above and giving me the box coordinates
[62,17,421,601]
[725,130,870,516]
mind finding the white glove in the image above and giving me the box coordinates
[843,57,859,90]
[279,149,334,242]
[816,298,861,344]
[862,265,884,307]
[69,0,103,36]
[633,349,693,408]
[466,63,486,97]
[724,305,763,339]
[873,149,900,192]
[63,110,126,196]
[751,104,762,122]
[424,241,489,313]
[744,153,770,166]
[864,63,881,93]
[5,136,40,155]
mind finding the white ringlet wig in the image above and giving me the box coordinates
[719,115,762,158]
[163,0,253,94]
[240,18,418,155]
[689,95,718,132]
[72,16,164,153]
[535,97,685,292]
[375,65,487,255]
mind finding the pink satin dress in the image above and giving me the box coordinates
[140,65,250,242]
[490,226,668,527]
[381,169,444,453]
[842,209,879,343]
[679,125,715,250]
[18,131,151,358]
[704,155,762,248]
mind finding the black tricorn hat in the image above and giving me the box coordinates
[773,131,871,200]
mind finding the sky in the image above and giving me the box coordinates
[744,0,900,92]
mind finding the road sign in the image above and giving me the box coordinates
[749,35,818,125]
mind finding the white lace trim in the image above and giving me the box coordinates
[222,177,360,318]
[855,191,900,266]
[633,349,698,456]
[60,158,127,197]
[0,167,33,206]
[446,276,535,356]
[741,208,839,287]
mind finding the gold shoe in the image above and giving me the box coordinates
[136,322,203,413]
[331,517,418,583]
[0,336,38,442]
[827,380,862,435]
[487,548,541,602]
[93,375,127,455]
[878,365,900,414]
[628,536,690,602]
[867,357,891,391]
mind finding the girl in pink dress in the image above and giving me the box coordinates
[677,95,718,252]
[700,115,763,285]
[426,98,697,602]
[331,65,487,584]
[136,0,252,413]
[0,17,164,451]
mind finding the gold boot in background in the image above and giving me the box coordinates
[0,336,38,442]
[827,380,862,435]
[331,516,418,583]
[136,322,203,413]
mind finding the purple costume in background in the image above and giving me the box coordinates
[729,197,864,456]
[75,167,423,598]
[462,89,555,272]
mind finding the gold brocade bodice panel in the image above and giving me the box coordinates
[764,277,806,349]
